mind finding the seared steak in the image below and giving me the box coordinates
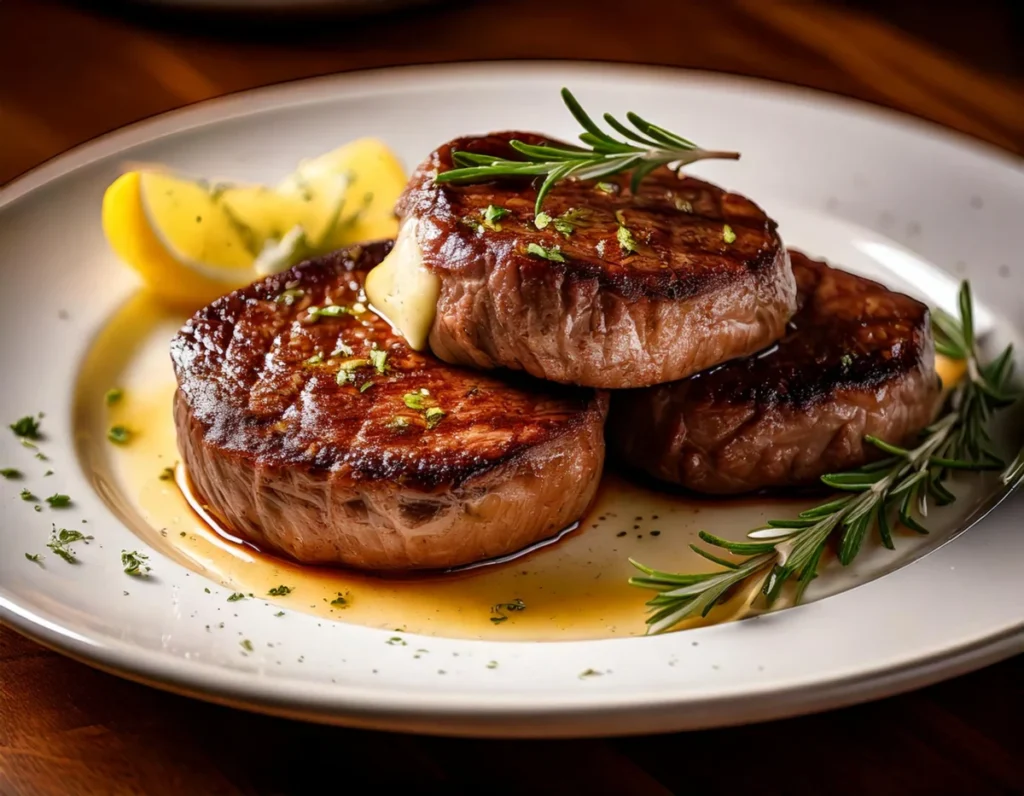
[171,241,608,571]
[397,132,797,388]
[607,251,942,494]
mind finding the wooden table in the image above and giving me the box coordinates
[1,1,1022,793]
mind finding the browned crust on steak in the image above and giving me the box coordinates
[171,241,608,570]
[607,251,942,494]
[397,132,797,388]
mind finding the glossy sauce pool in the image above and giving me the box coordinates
[73,292,983,641]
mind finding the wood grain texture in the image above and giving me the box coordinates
[1,0,1023,793]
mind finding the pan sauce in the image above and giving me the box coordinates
[78,292,968,641]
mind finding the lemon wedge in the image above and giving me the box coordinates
[102,138,407,308]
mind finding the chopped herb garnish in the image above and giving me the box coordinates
[274,611,285,617]
[675,198,693,213]
[526,242,566,263]
[337,359,372,385]
[159,466,176,481]
[276,288,305,306]
[615,210,638,254]
[240,639,254,652]
[46,527,90,564]
[403,392,426,410]
[483,204,510,231]
[10,415,41,439]
[268,585,292,596]
[424,407,446,430]
[20,489,36,502]
[389,417,410,431]
[369,347,388,374]
[840,353,854,367]
[105,388,124,406]
[45,494,71,508]
[486,660,499,669]
[1,468,21,479]
[121,550,150,577]
[579,668,603,679]
[35,451,47,461]
[330,594,348,608]
[227,592,246,602]
[305,353,324,365]
[108,425,132,445]
[307,304,350,322]
[460,216,485,233]
[490,598,526,624]
[359,381,374,393]
[534,211,552,230]
[723,224,736,244]
[44,470,53,476]
[333,341,354,358]
[25,553,42,564]
[596,182,617,194]
[387,636,407,646]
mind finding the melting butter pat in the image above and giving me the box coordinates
[364,218,441,351]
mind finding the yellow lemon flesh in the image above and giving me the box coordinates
[101,138,406,308]
[936,353,968,390]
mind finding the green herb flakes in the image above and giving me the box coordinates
[46,527,90,564]
[403,392,426,411]
[274,611,285,617]
[534,212,552,230]
[483,204,510,231]
[159,466,176,481]
[108,425,132,445]
[615,210,638,254]
[330,594,348,608]
[268,585,292,596]
[387,636,407,646]
[240,639,254,653]
[359,381,374,393]
[526,242,566,263]
[307,304,350,322]
[723,224,737,244]
[121,550,151,577]
[596,182,617,194]
[332,341,354,358]
[20,489,36,502]
[227,592,246,602]
[105,388,124,406]
[0,468,21,479]
[389,417,410,431]
[305,353,324,366]
[369,347,388,374]
[10,415,41,439]
[490,598,526,624]
[424,407,446,430]
[46,494,71,508]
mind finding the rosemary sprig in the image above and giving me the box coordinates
[434,88,739,215]
[630,281,1018,635]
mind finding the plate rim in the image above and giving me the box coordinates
[1,60,1022,738]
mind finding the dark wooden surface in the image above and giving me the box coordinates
[1,1,1023,793]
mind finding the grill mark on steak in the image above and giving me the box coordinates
[397,132,797,388]
[607,251,942,494]
[171,241,608,570]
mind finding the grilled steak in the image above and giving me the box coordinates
[607,251,942,494]
[171,241,608,571]
[397,132,797,388]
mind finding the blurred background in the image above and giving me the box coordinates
[1,0,1021,184]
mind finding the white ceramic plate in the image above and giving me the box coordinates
[2,62,1023,738]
